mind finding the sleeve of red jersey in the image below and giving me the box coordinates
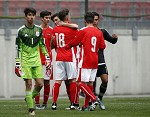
[67,30,82,48]
[99,32,106,50]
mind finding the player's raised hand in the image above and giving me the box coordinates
[112,34,118,39]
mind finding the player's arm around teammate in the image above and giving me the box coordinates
[65,12,106,111]
[50,9,79,110]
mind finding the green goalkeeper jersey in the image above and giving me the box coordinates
[15,24,48,67]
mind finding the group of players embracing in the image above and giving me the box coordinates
[15,7,118,115]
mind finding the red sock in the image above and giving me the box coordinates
[79,83,96,101]
[52,83,60,103]
[34,84,40,104]
[65,80,70,101]
[75,86,80,105]
[43,84,50,104]
[70,82,77,103]
[35,93,40,104]
[83,85,93,108]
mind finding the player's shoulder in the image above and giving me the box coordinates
[34,24,43,31]
[46,26,53,32]
[17,25,26,32]
[17,25,25,36]
[48,26,53,30]
[80,26,88,30]
[99,28,108,33]
[95,28,104,36]
[53,26,72,32]
[53,25,61,30]
[35,24,42,29]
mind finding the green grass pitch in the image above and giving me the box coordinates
[0,97,150,117]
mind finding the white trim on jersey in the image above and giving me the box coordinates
[98,63,106,66]
[71,47,76,62]
[78,45,84,68]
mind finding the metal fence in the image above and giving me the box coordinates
[0,1,150,34]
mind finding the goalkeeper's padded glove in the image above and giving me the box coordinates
[45,56,51,69]
[15,60,24,77]
[15,61,21,77]
[46,65,53,77]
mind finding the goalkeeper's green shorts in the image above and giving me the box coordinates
[21,66,44,79]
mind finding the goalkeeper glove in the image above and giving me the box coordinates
[45,56,51,69]
[15,59,24,77]
[46,65,53,77]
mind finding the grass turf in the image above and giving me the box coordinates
[0,97,150,117]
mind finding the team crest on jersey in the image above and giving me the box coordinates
[36,31,40,37]
[25,34,28,37]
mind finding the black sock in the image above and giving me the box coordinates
[98,84,107,100]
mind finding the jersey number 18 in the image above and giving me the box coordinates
[55,33,65,47]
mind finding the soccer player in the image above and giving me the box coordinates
[92,11,118,110]
[34,10,53,110]
[15,7,50,115]
[51,12,79,109]
[51,9,78,110]
[65,12,106,111]
[51,13,60,26]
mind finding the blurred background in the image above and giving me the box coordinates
[0,0,150,99]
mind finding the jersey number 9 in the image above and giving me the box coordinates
[91,36,97,52]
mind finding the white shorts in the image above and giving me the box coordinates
[55,61,77,81]
[42,65,53,80]
[77,68,97,82]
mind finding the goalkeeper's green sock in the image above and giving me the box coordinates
[32,86,42,99]
[25,90,34,109]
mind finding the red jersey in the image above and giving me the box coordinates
[68,26,106,68]
[52,26,78,62]
[40,26,53,65]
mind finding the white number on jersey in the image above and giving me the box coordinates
[91,36,97,52]
[43,38,46,44]
[31,38,33,45]
[55,33,65,47]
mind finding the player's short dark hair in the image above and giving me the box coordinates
[58,8,69,21]
[40,10,51,18]
[24,7,36,16]
[92,12,100,19]
[51,13,59,22]
[84,12,94,23]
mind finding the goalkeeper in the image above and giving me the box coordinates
[15,7,51,116]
